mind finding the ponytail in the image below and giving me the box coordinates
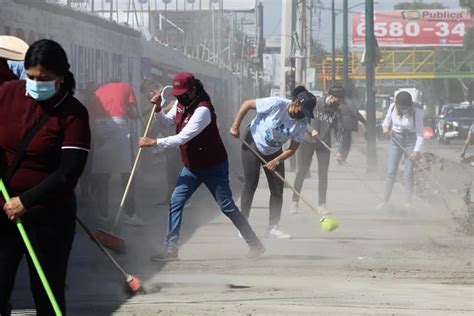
[63,70,76,96]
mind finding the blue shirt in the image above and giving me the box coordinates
[7,60,26,80]
[250,97,307,155]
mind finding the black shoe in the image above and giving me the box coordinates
[150,248,179,262]
[248,241,265,259]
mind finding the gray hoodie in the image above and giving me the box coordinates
[304,96,344,151]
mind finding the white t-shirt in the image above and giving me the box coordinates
[249,97,307,155]
[382,103,425,152]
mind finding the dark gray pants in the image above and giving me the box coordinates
[292,141,330,206]
[240,132,284,227]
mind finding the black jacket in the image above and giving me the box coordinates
[304,97,344,151]
[340,100,366,132]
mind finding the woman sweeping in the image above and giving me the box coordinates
[0,39,90,315]
[229,89,316,239]
[139,73,264,261]
[377,91,424,210]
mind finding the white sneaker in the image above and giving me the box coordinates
[266,225,291,239]
[376,202,387,210]
[238,231,243,239]
[318,204,329,216]
[290,201,299,214]
[123,214,145,226]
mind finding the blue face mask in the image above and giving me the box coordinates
[26,78,58,101]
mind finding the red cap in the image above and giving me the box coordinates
[170,72,196,96]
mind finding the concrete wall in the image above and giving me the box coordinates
[1,0,255,160]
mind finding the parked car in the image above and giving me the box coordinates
[436,106,474,144]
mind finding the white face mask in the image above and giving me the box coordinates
[26,78,58,101]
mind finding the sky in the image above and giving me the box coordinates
[261,0,463,50]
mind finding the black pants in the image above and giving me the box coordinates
[0,210,75,316]
[341,129,352,161]
[240,132,284,227]
[292,141,330,205]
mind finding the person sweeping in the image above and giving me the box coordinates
[290,85,345,215]
[139,73,264,261]
[377,91,424,210]
[229,88,316,239]
[0,39,90,315]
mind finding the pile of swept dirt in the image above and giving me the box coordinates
[413,152,474,235]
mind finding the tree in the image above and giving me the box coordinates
[394,2,446,10]
[460,0,474,49]
[309,40,327,67]
[459,0,474,14]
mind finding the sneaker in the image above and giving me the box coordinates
[238,231,243,239]
[150,248,179,262]
[318,204,329,216]
[266,225,291,239]
[376,202,387,210]
[123,214,145,226]
[290,201,299,214]
[247,241,265,258]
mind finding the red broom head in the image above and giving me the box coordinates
[126,275,142,294]
[94,229,127,254]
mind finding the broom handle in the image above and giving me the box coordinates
[76,217,129,278]
[391,135,451,198]
[111,102,158,230]
[317,139,384,202]
[239,137,320,216]
[0,179,62,316]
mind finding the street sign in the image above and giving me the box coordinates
[352,9,472,47]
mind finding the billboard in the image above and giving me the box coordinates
[352,9,472,47]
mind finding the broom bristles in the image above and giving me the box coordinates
[95,229,127,253]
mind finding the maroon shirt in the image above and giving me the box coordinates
[175,100,227,169]
[0,81,91,207]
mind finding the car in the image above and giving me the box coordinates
[436,106,474,144]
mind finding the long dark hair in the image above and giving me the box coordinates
[24,39,76,95]
[195,79,211,102]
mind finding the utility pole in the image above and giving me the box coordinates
[295,0,305,87]
[218,0,223,67]
[331,0,336,86]
[342,0,349,88]
[365,0,377,171]
[257,2,264,97]
[280,0,294,98]
[306,0,313,89]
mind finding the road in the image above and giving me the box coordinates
[10,140,473,315]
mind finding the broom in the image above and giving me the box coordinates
[76,217,142,294]
[0,179,62,315]
[238,137,339,232]
[95,85,173,253]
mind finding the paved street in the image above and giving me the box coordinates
[10,139,474,315]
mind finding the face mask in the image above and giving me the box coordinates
[26,78,57,101]
[176,94,195,107]
[292,111,305,120]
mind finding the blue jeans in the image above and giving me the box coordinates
[165,160,259,249]
[384,132,416,203]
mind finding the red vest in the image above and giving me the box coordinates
[175,100,227,169]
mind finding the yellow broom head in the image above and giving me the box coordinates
[320,216,339,232]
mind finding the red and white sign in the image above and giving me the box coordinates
[352,9,472,47]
